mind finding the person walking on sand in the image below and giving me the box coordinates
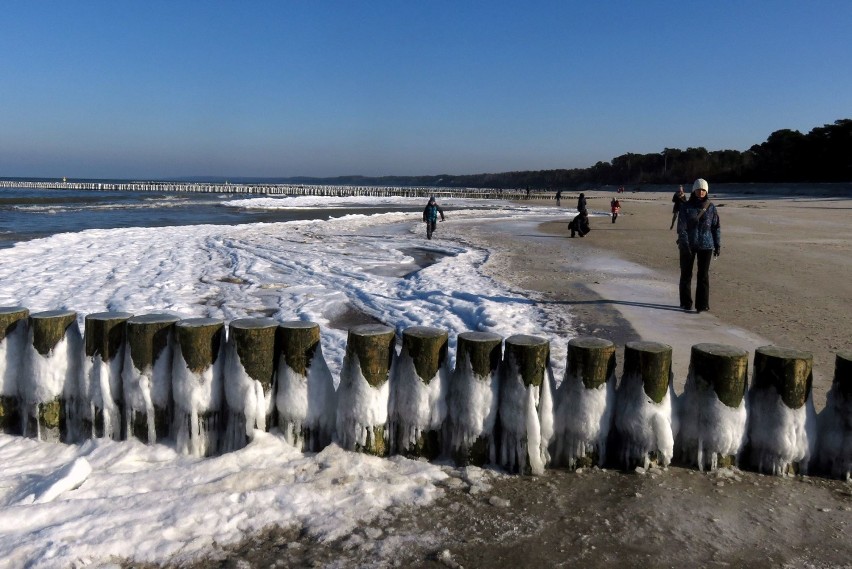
[610,197,620,224]
[676,178,720,313]
[569,210,590,238]
[670,184,687,229]
[577,192,587,213]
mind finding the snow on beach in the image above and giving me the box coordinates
[0,196,581,567]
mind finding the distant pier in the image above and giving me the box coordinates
[0,179,552,201]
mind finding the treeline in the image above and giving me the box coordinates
[273,118,851,189]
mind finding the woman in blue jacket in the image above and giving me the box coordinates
[676,179,720,312]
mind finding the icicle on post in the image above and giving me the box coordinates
[677,343,748,471]
[223,317,278,451]
[124,313,179,443]
[276,320,337,451]
[83,311,132,439]
[25,309,82,442]
[0,306,28,435]
[614,341,675,469]
[336,324,395,456]
[746,345,816,475]
[499,334,551,475]
[552,336,616,469]
[447,331,502,466]
[389,326,449,459]
[816,352,852,479]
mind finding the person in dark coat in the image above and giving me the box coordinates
[422,195,445,237]
[676,178,720,312]
[577,193,587,213]
[670,185,687,229]
[569,210,590,238]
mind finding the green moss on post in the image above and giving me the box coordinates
[753,345,813,409]
[85,312,133,361]
[504,334,550,388]
[126,313,180,371]
[176,318,224,374]
[402,326,448,384]
[690,343,749,408]
[832,351,851,398]
[346,324,396,388]
[624,341,673,404]
[277,321,321,376]
[229,318,278,391]
[456,331,502,378]
[0,307,28,435]
[30,310,77,356]
[567,336,616,389]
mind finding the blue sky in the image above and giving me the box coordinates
[1,1,850,179]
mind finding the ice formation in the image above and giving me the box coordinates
[0,319,27,405]
[121,334,174,444]
[498,360,554,475]
[82,352,125,440]
[387,345,448,456]
[172,340,225,457]
[747,386,817,475]
[445,351,500,464]
[613,371,676,468]
[816,383,852,480]
[676,370,747,471]
[550,365,615,469]
[222,336,273,452]
[21,323,84,441]
[276,343,337,451]
[336,352,391,452]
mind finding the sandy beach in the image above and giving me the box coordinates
[462,188,851,409]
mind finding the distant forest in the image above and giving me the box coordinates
[279,118,851,189]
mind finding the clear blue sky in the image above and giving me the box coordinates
[1,1,850,179]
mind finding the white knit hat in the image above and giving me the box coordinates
[692,178,709,192]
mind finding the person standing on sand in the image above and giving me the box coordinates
[610,197,620,223]
[556,189,562,206]
[670,185,687,229]
[676,179,720,312]
[577,193,587,213]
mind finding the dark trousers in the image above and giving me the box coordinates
[679,248,712,310]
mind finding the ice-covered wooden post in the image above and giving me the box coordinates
[613,341,675,469]
[551,337,616,469]
[173,318,225,457]
[677,344,748,471]
[498,334,553,475]
[746,345,817,475]
[123,313,179,443]
[336,324,395,456]
[275,320,336,452]
[23,310,83,442]
[0,307,28,435]
[446,331,502,466]
[223,317,278,452]
[389,326,449,459]
[83,311,132,440]
[817,352,852,479]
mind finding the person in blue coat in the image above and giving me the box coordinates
[423,196,445,239]
[676,178,721,312]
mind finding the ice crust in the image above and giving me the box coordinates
[445,351,500,463]
[388,346,449,455]
[276,344,338,451]
[746,385,817,475]
[613,372,676,468]
[551,367,615,469]
[817,384,852,480]
[122,336,174,444]
[222,335,273,452]
[498,356,553,475]
[0,322,27,397]
[336,352,391,451]
[172,340,225,457]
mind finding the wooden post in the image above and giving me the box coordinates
[83,311,132,440]
[23,310,83,442]
[389,326,449,459]
[677,343,748,471]
[551,337,616,469]
[816,351,852,479]
[222,317,279,451]
[446,331,502,466]
[614,341,675,469]
[173,317,225,457]
[123,313,180,443]
[499,334,552,475]
[275,320,336,451]
[0,307,29,435]
[336,324,396,456]
[746,345,816,475]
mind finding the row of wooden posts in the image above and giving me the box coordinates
[0,307,850,478]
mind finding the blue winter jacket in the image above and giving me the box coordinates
[677,194,720,252]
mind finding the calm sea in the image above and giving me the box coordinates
[0,187,424,249]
